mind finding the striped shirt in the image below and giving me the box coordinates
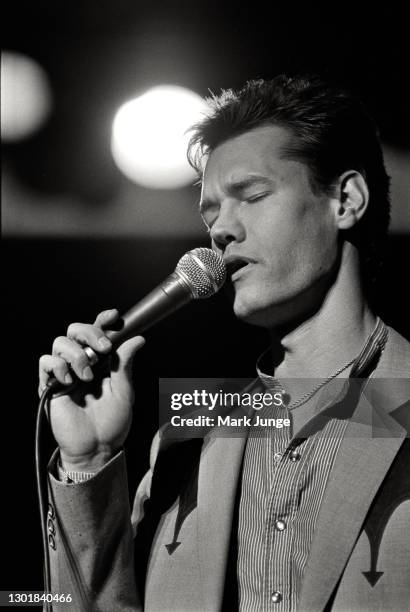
[237,319,388,611]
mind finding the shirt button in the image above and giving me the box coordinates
[273,452,282,461]
[271,591,282,603]
[289,450,301,462]
[275,519,287,531]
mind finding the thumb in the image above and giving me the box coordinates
[113,335,146,380]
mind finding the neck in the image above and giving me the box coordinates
[271,246,376,379]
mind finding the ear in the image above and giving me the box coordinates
[333,171,369,230]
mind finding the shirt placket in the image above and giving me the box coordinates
[263,405,311,612]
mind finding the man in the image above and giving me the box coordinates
[40,75,410,611]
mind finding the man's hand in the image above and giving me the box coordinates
[39,308,145,472]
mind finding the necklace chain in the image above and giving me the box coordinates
[283,357,356,410]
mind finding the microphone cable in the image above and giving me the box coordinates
[36,379,102,612]
[35,385,54,612]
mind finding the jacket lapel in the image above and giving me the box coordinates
[197,429,247,610]
[298,383,407,612]
[195,380,266,609]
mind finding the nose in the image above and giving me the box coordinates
[210,202,245,251]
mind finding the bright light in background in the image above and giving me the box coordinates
[111,85,208,189]
[1,51,52,141]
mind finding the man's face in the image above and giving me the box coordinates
[200,125,340,328]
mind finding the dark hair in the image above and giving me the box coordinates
[187,75,390,288]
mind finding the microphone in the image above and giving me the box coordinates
[46,248,226,392]
[103,247,226,346]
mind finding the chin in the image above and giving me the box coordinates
[232,288,309,330]
[233,294,278,328]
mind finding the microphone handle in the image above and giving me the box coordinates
[107,271,193,348]
[46,271,193,394]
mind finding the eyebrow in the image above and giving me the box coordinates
[229,175,273,191]
[199,175,274,213]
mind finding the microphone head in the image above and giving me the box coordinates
[176,248,227,299]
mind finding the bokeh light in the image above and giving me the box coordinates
[1,51,52,141]
[111,85,208,189]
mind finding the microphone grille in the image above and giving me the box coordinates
[176,248,227,299]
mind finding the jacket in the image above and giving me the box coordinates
[47,326,410,611]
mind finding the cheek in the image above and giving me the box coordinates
[310,205,338,256]
[293,197,336,250]
[261,204,337,275]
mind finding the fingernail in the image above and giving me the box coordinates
[65,373,73,384]
[98,337,111,350]
[82,366,93,380]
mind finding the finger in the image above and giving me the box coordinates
[93,308,119,329]
[52,336,94,381]
[39,354,72,395]
[67,322,112,354]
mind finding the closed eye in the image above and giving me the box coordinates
[245,192,270,203]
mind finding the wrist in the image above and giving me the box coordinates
[59,448,116,473]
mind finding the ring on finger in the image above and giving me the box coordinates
[84,346,99,366]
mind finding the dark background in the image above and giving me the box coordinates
[3,0,409,594]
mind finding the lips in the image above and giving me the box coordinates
[224,255,256,281]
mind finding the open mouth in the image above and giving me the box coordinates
[225,258,253,280]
